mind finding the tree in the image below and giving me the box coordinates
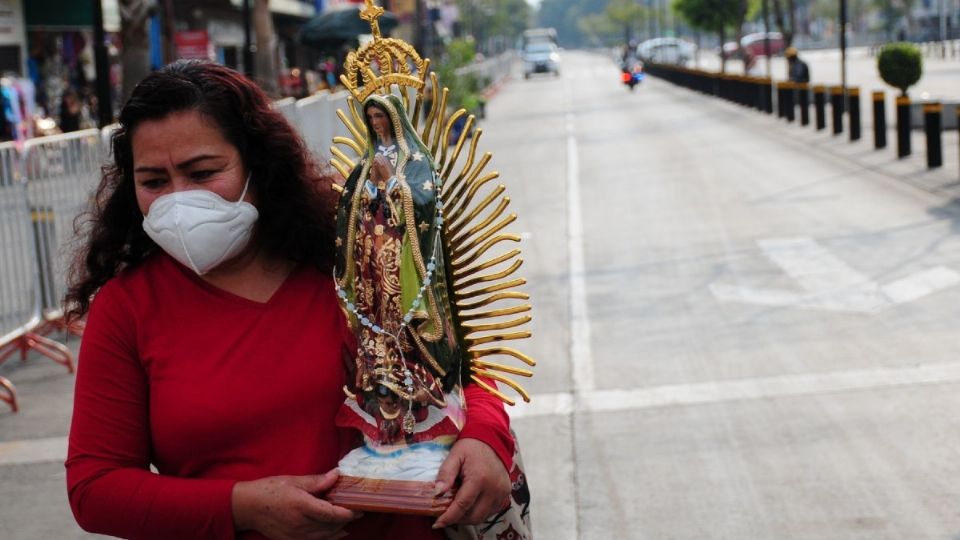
[770,0,796,46]
[458,0,531,54]
[119,0,153,103]
[673,0,741,71]
[877,42,921,96]
[254,0,279,96]
[577,13,619,46]
[537,0,610,48]
[606,0,647,44]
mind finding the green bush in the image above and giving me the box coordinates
[435,39,483,115]
[877,42,922,97]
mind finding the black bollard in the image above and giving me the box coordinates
[783,82,796,122]
[831,86,845,135]
[896,96,911,158]
[924,103,943,168]
[814,85,827,130]
[777,83,786,118]
[872,91,886,149]
[798,83,810,126]
[764,78,774,114]
[848,87,861,141]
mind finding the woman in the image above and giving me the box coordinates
[64,60,511,540]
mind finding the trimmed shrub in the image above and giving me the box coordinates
[877,42,922,97]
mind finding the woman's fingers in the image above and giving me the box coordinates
[433,439,512,528]
[292,469,340,495]
[433,478,479,529]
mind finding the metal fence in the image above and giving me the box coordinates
[0,174,41,346]
[23,130,102,321]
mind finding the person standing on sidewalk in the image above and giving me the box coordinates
[786,47,810,83]
[63,60,514,540]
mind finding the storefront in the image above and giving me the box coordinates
[0,0,28,75]
[23,0,121,125]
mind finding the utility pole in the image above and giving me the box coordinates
[92,0,113,127]
[762,0,772,79]
[840,0,847,94]
[243,0,254,78]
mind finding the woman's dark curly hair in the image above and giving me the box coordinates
[65,60,338,321]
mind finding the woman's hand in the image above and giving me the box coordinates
[432,438,511,529]
[370,155,392,184]
[232,470,361,540]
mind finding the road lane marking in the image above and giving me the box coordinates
[710,237,960,312]
[882,266,960,303]
[566,112,594,395]
[9,359,960,468]
[0,436,67,466]
[512,360,960,418]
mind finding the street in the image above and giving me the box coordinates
[4,48,960,538]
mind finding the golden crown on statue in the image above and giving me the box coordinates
[339,0,429,102]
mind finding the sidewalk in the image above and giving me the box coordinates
[0,337,105,539]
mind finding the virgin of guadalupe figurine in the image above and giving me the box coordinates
[333,94,466,477]
[325,1,536,534]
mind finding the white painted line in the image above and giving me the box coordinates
[882,265,960,304]
[759,237,873,293]
[511,361,960,419]
[512,392,574,418]
[565,112,594,396]
[712,237,960,312]
[10,361,960,465]
[0,436,67,466]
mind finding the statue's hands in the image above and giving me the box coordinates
[370,155,392,184]
[232,469,361,540]
[432,438,511,529]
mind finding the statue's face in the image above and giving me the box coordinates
[366,106,391,142]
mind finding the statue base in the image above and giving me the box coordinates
[326,475,453,516]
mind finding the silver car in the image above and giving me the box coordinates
[523,43,561,78]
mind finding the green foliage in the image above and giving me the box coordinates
[457,0,531,47]
[877,42,922,96]
[538,0,610,47]
[606,0,645,25]
[436,38,484,114]
[673,0,741,33]
[577,13,619,45]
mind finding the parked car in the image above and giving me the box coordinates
[523,42,561,78]
[636,37,694,66]
[740,32,785,58]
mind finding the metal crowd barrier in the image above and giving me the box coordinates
[23,129,102,330]
[0,141,76,413]
[296,89,358,165]
[274,97,300,131]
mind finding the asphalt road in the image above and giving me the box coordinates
[4,48,960,539]
[498,50,960,539]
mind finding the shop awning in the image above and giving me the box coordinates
[24,0,120,32]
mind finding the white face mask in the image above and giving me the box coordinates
[142,175,259,275]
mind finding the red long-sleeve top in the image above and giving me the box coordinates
[66,253,514,539]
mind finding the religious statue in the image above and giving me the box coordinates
[324,2,535,536]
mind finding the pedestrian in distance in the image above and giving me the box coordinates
[63,59,514,540]
[785,47,810,83]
